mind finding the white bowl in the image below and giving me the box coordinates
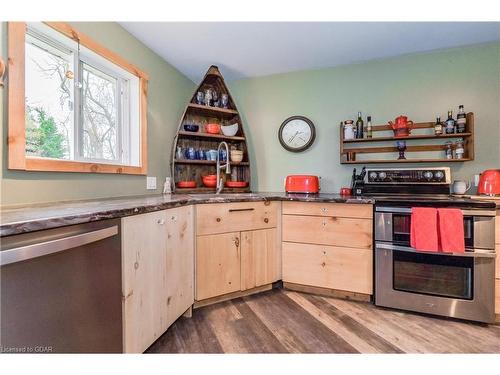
[230,153,243,163]
[221,123,238,137]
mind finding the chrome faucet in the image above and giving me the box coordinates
[216,141,231,194]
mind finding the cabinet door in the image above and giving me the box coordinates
[122,210,168,353]
[241,228,280,290]
[196,232,241,300]
[165,205,194,328]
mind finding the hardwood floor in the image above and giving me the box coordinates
[146,289,500,353]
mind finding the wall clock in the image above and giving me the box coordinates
[278,116,316,152]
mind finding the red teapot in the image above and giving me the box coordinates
[389,115,414,137]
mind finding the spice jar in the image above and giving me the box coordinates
[455,139,465,159]
[445,141,454,159]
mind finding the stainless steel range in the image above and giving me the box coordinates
[357,167,497,323]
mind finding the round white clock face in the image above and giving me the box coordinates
[278,116,316,152]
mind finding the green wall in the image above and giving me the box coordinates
[229,43,500,193]
[0,22,195,206]
[1,26,499,205]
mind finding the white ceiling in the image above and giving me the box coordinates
[120,22,500,83]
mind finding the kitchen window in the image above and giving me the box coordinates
[8,22,148,174]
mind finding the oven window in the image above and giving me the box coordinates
[393,214,411,244]
[393,250,473,300]
[392,214,474,248]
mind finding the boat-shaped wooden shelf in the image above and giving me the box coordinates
[340,112,475,164]
[171,65,251,193]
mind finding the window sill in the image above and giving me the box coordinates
[19,156,147,175]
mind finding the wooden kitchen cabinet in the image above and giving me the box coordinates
[241,228,280,290]
[196,232,241,300]
[121,206,194,353]
[164,206,195,328]
[282,242,373,294]
[282,202,373,296]
[282,215,372,249]
[196,201,278,236]
[195,202,281,303]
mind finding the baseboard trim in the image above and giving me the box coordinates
[193,283,275,309]
[283,282,372,302]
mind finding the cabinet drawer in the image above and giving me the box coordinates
[282,242,373,294]
[496,279,500,315]
[282,215,372,249]
[283,201,372,219]
[196,201,278,235]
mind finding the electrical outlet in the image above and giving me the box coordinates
[146,176,157,190]
[474,174,480,187]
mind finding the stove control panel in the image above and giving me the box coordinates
[365,167,450,184]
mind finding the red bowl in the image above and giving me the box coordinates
[225,181,248,188]
[202,180,217,188]
[205,123,221,134]
[177,181,196,188]
[202,174,217,180]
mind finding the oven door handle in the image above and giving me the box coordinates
[375,242,496,258]
[375,206,495,216]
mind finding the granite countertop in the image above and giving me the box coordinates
[0,192,374,237]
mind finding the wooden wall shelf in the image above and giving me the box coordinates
[340,112,475,164]
[171,66,251,193]
[175,159,249,166]
[342,158,472,164]
[177,131,246,142]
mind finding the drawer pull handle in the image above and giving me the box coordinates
[321,262,326,267]
[216,218,221,222]
[228,208,255,213]
[264,218,269,223]
[264,201,271,206]
[233,237,240,247]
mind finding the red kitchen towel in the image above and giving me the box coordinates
[410,207,439,252]
[437,208,465,253]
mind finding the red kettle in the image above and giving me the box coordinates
[389,115,414,137]
[477,169,500,196]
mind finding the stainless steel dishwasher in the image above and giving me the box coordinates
[0,219,122,353]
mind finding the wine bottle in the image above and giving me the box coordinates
[356,111,364,138]
[366,116,372,138]
[445,111,455,134]
[434,117,443,136]
[456,105,466,133]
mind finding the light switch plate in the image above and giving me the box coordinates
[146,176,157,190]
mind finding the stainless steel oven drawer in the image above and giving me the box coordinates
[374,244,495,323]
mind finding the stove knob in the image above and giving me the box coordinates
[434,171,444,180]
[423,171,433,180]
[369,172,378,180]
[378,172,387,180]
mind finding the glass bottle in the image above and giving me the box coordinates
[434,117,443,135]
[445,141,453,159]
[445,111,455,134]
[456,105,466,133]
[356,111,364,139]
[366,116,372,138]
